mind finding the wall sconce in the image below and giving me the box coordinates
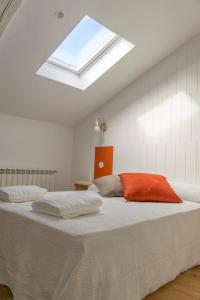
[94,117,107,133]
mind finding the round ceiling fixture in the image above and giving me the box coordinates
[55,11,64,19]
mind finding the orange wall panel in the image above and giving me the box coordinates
[94,146,113,179]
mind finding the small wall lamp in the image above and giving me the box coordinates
[94,117,107,133]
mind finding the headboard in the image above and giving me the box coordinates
[0,168,57,191]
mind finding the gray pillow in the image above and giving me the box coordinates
[93,175,123,197]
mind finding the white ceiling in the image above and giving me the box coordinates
[1,0,200,126]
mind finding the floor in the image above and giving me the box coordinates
[144,266,200,300]
[1,266,200,300]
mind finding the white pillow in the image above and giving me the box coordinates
[0,185,47,203]
[169,181,200,202]
[88,183,100,193]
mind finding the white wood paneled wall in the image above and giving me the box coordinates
[72,34,200,183]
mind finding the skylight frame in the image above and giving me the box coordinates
[47,33,119,75]
[36,15,135,90]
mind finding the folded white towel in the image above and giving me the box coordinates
[32,191,102,218]
[0,185,47,202]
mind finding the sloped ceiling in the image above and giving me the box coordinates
[0,0,22,36]
[0,0,200,125]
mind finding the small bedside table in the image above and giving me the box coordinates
[74,181,91,191]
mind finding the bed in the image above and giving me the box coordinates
[1,195,200,300]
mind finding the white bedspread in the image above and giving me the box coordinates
[1,195,200,300]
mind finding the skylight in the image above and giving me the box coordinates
[49,16,118,73]
[37,16,135,90]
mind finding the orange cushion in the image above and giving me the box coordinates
[119,173,182,203]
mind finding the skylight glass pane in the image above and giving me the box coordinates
[50,15,116,71]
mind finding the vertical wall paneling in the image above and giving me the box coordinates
[73,34,200,183]
[174,141,186,181]
[185,142,197,183]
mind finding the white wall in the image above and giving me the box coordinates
[0,113,73,190]
[72,34,200,184]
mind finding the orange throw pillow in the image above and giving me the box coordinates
[119,173,182,203]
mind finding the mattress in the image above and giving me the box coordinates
[1,195,200,300]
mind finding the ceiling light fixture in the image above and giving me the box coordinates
[55,11,64,19]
